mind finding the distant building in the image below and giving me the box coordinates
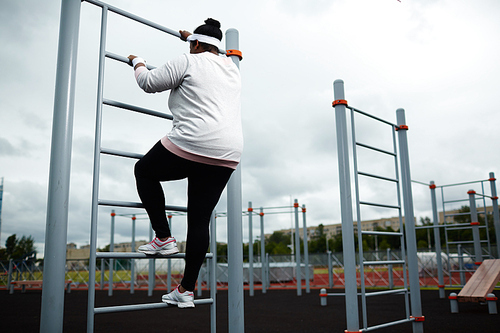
[270,216,404,240]
[266,205,497,240]
[66,240,187,264]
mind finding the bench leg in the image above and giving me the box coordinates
[449,292,459,313]
[487,294,497,314]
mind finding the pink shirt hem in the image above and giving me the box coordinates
[161,137,238,170]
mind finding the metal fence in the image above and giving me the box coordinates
[4,245,496,291]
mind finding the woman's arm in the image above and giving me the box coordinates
[127,54,189,93]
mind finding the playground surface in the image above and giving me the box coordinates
[1,288,499,332]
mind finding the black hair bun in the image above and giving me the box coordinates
[205,18,221,29]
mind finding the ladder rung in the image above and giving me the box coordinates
[363,260,405,266]
[98,199,188,212]
[355,142,396,156]
[364,288,408,297]
[96,252,213,259]
[357,171,398,183]
[359,201,400,210]
[94,298,213,314]
[362,231,403,237]
[103,98,173,120]
[101,147,143,159]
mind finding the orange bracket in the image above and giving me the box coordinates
[111,212,116,217]
[302,208,307,213]
[294,202,299,208]
[471,222,480,226]
[492,196,499,200]
[486,295,498,301]
[332,99,348,107]
[259,212,264,217]
[410,316,425,322]
[248,207,254,212]
[226,49,243,60]
[467,190,476,195]
[429,184,437,189]
[489,177,496,181]
[396,125,409,131]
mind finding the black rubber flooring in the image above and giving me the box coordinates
[1,288,499,332]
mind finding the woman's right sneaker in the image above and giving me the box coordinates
[137,237,179,255]
[162,285,195,308]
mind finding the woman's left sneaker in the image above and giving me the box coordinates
[162,285,195,308]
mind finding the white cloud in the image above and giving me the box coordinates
[1,0,499,255]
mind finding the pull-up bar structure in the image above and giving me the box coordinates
[244,200,310,296]
[414,173,500,296]
[40,1,244,332]
[333,79,423,333]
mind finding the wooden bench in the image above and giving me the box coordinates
[449,259,500,314]
[10,280,72,294]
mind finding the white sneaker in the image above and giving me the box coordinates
[137,237,179,255]
[162,285,195,308]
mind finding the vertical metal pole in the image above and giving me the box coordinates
[213,212,218,295]
[167,215,172,292]
[458,245,465,285]
[109,210,115,296]
[333,79,359,331]
[396,108,424,333]
[210,212,217,333]
[131,215,136,294]
[100,259,104,290]
[7,259,13,294]
[302,204,310,293]
[327,251,333,288]
[197,270,203,297]
[148,226,154,296]
[260,208,266,293]
[248,202,254,296]
[488,173,500,259]
[0,178,4,243]
[468,190,483,265]
[40,1,81,331]
[265,253,270,289]
[430,181,445,298]
[226,28,244,333]
[87,5,107,331]
[294,199,302,296]
[387,248,394,289]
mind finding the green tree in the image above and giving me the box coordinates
[1,234,36,260]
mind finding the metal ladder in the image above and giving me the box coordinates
[333,79,424,333]
[83,1,217,332]
[440,180,494,286]
[349,103,411,330]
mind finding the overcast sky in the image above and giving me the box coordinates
[1,0,499,258]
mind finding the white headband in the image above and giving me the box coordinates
[187,33,221,49]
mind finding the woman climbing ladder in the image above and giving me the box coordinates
[128,18,243,308]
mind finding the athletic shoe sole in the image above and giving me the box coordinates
[163,299,195,308]
[138,248,179,255]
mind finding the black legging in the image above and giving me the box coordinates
[134,141,234,291]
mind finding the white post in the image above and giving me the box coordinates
[225,28,245,333]
[40,0,81,332]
